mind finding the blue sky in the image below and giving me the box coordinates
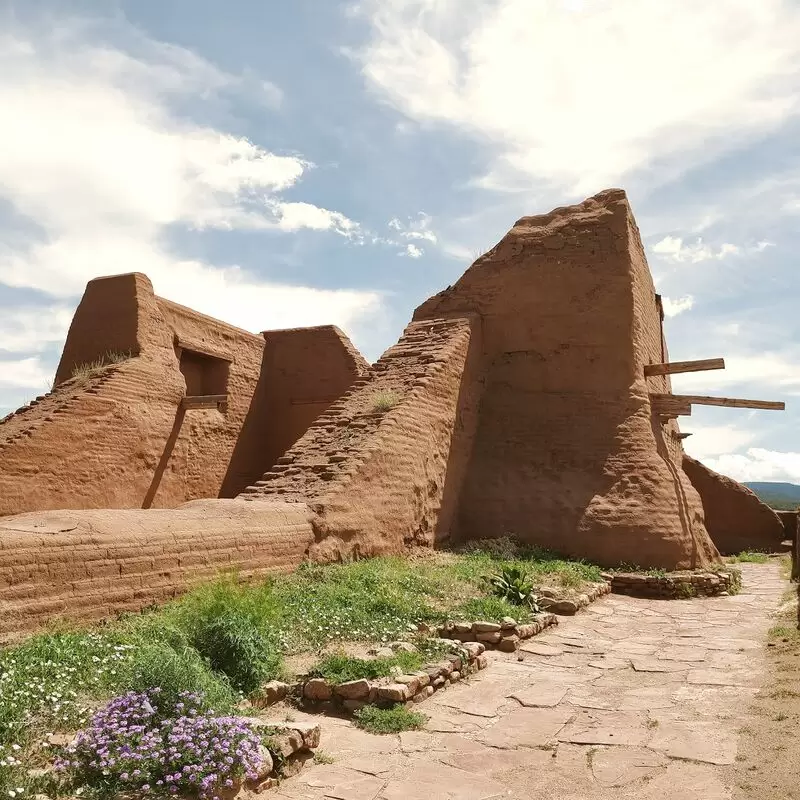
[1,0,799,483]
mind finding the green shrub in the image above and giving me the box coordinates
[485,566,540,610]
[452,596,532,623]
[353,705,426,734]
[728,551,770,564]
[308,651,423,684]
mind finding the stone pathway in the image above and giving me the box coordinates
[268,563,785,800]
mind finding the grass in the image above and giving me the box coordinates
[308,651,425,684]
[370,390,399,412]
[352,705,426,734]
[70,350,132,382]
[728,551,771,564]
[0,541,601,795]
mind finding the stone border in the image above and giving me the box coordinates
[437,611,559,650]
[537,581,611,615]
[601,570,736,599]
[236,719,321,792]
[295,641,488,713]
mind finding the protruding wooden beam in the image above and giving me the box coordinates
[651,393,785,411]
[644,358,725,377]
[676,432,693,440]
[181,394,228,410]
[651,395,693,417]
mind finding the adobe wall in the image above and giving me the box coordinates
[241,316,479,560]
[220,326,369,497]
[0,274,365,515]
[0,500,314,639]
[413,189,717,569]
[682,455,786,554]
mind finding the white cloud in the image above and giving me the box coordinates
[0,357,51,389]
[662,295,694,318]
[0,307,73,353]
[651,236,773,263]
[403,244,423,258]
[702,448,800,484]
[683,423,758,461]
[352,0,800,194]
[670,351,800,396]
[0,20,377,338]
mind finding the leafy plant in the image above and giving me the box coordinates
[485,566,541,611]
[352,705,426,734]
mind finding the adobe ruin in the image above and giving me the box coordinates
[0,189,785,636]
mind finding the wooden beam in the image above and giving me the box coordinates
[651,395,693,417]
[650,393,785,411]
[644,358,725,377]
[181,394,228,410]
[676,432,693,440]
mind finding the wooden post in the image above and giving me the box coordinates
[644,358,725,377]
[181,394,228,410]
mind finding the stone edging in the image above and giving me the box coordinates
[602,570,736,598]
[437,612,559,650]
[537,581,611,615]
[297,641,488,713]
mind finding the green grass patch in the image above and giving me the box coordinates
[308,651,424,684]
[769,625,800,642]
[353,705,426,734]
[728,551,771,564]
[371,390,399,412]
[452,596,533,623]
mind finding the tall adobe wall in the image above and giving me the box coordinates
[682,455,785,554]
[413,189,718,569]
[241,317,479,561]
[0,273,366,516]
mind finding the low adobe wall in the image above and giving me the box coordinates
[0,500,314,639]
[682,455,786,554]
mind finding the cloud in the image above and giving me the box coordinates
[662,295,694,318]
[651,236,773,264]
[702,448,800,484]
[0,357,51,390]
[0,18,377,341]
[683,423,759,461]
[0,307,73,354]
[670,351,800,396]
[403,244,423,258]
[352,0,800,194]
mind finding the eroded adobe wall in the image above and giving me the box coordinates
[0,274,366,516]
[413,189,718,569]
[220,326,370,498]
[241,317,480,560]
[0,500,314,638]
[682,455,786,554]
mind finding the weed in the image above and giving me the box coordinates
[352,705,426,734]
[313,751,335,765]
[775,712,789,721]
[371,390,399,413]
[675,582,697,599]
[728,551,770,564]
[308,651,423,684]
[70,350,132,382]
[485,566,541,610]
[646,718,659,729]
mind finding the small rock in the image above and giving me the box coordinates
[550,599,579,616]
[304,678,332,702]
[271,731,303,758]
[260,680,290,706]
[389,641,417,653]
[416,622,432,634]
[450,670,462,681]
[343,699,368,712]
[476,631,502,644]
[472,621,502,633]
[334,679,371,700]
[395,674,421,695]
[476,654,488,670]
[378,683,411,702]
[462,642,484,659]
[253,745,274,780]
[501,616,517,629]
[498,635,520,652]
[414,671,431,687]
[425,686,434,697]
[538,587,558,598]
[453,622,473,634]
[373,647,395,658]
[432,676,446,688]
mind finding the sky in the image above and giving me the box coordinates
[1,0,799,483]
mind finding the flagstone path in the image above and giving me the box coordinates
[268,563,785,800]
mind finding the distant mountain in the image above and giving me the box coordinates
[744,482,800,511]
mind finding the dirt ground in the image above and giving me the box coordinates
[728,580,800,799]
